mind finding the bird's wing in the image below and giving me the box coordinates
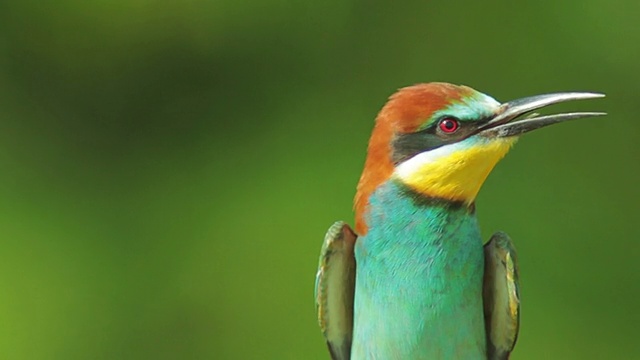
[315,221,357,360]
[483,231,521,360]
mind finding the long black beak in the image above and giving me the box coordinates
[480,92,606,137]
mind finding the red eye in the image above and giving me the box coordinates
[438,118,459,133]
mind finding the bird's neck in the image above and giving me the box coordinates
[363,180,477,243]
[358,180,483,268]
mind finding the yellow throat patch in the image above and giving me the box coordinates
[394,138,517,203]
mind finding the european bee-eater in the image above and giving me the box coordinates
[315,83,604,360]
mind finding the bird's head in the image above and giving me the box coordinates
[354,82,604,234]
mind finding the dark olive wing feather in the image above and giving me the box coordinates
[483,231,521,360]
[315,221,357,360]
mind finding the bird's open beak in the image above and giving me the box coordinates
[479,92,606,138]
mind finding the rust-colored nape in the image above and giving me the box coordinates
[353,83,473,235]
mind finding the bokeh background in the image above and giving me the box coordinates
[0,1,637,359]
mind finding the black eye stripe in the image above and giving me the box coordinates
[391,131,456,164]
[391,115,494,165]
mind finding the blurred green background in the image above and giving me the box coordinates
[0,1,637,359]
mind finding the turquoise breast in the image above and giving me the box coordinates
[351,180,486,359]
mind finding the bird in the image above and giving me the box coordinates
[314,83,604,360]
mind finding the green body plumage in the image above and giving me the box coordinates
[352,181,485,359]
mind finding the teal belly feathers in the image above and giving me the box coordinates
[351,181,486,359]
